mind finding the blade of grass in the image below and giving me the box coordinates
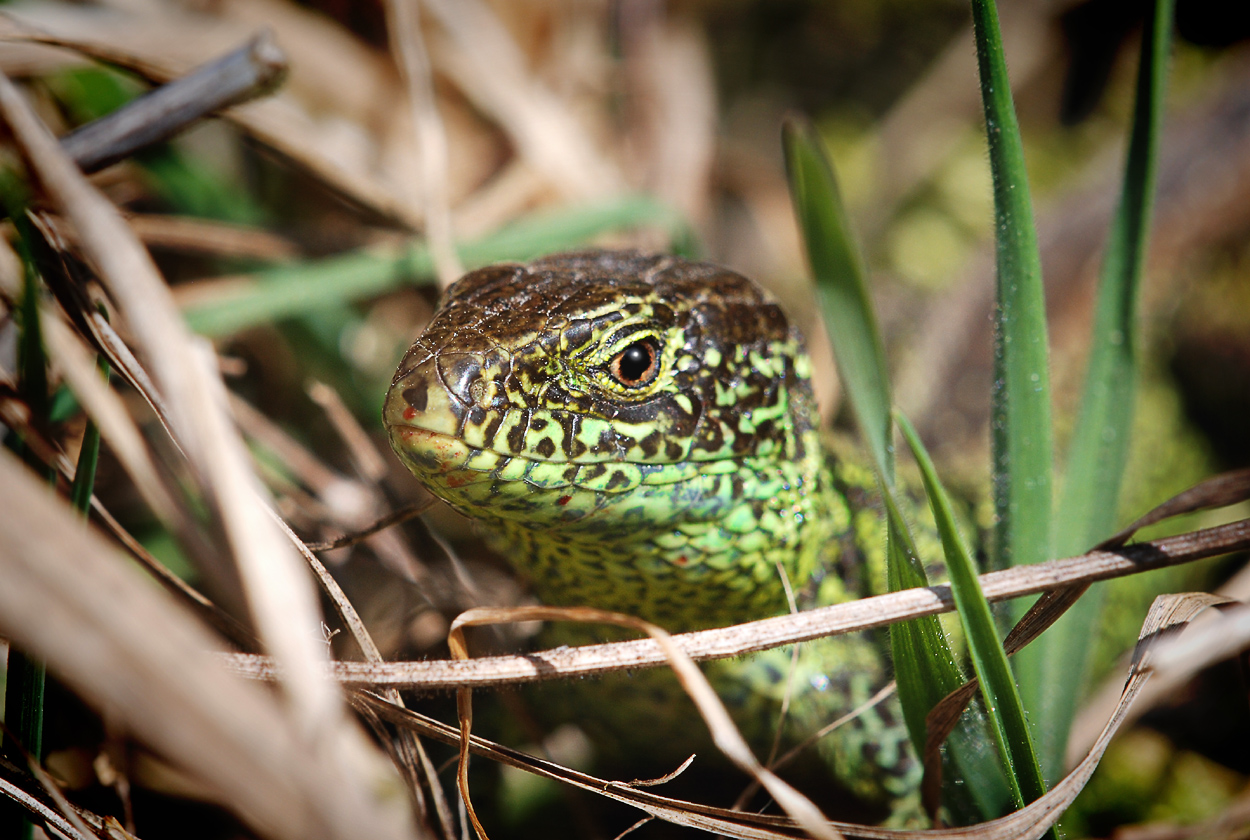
[783,117,1009,820]
[971,0,1056,804]
[183,196,681,336]
[782,117,891,476]
[1033,0,1176,781]
[1057,4,1172,555]
[70,353,110,516]
[898,411,1048,811]
[971,0,1054,576]
[1,180,48,840]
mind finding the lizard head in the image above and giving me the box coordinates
[384,251,821,532]
[384,251,840,624]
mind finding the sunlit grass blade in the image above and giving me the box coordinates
[971,0,1056,799]
[1031,0,1176,781]
[883,520,1011,820]
[1057,0,1172,555]
[783,116,1009,819]
[782,116,891,476]
[70,355,111,516]
[898,411,1048,812]
[971,0,1054,575]
[184,197,681,336]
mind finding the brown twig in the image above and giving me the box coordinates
[59,31,287,173]
[224,516,1250,690]
[0,761,92,840]
[303,502,434,551]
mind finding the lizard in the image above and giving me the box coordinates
[383,249,925,815]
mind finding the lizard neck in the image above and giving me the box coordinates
[480,429,852,632]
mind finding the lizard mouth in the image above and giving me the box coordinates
[385,417,627,528]
[384,395,581,500]
[386,424,488,486]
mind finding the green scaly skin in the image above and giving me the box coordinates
[384,250,921,812]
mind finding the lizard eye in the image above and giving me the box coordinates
[609,339,661,387]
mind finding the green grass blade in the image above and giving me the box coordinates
[970,0,1056,799]
[783,117,1010,819]
[70,415,103,514]
[1,185,48,840]
[782,117,892,477]
[970,0,1054,577]
[184,197,680,336]
[1032,0,1176,781]
[70,355,111,516]
[883,517,1011,820]
[1058,0,1173,551]
[898,412,1048,810]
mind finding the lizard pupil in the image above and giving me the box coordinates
[611,340,659,386]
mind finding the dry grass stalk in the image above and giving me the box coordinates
[349,592,1243,839]
[232,384,430,581]
[307,379,391,484]
[0,448,410,840]
[224,515,1250,691]
[39,211,299,260]
[619,8,717,228]
[0,769,92,840]
[0,8,426,228]
[1068,559,1250,767]
[271,503,455,836]
[446,605,846,840]
[117,214,299,260]
[0,57,345,733]
[39,309,179,526]
[384,0,462,285]
[28,213,178,443]
[423,0,623,202]
[0,58,416,837]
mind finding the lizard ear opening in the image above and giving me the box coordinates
[609,339,661,387]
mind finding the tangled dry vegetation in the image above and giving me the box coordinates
[0,1,1248,839]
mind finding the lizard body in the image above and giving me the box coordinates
[385,250,921,809]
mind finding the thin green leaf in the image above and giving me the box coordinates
[971,2,1056,810]
[783,116,1009,820]
[1,179,48,840]
[1032,0,1176,781]
[883,520,1010,820]
[782,116,892,478]
[70,355,110,516]
[184,197,681,336]
[898,412,1048,810]
[971,0,1054,576]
